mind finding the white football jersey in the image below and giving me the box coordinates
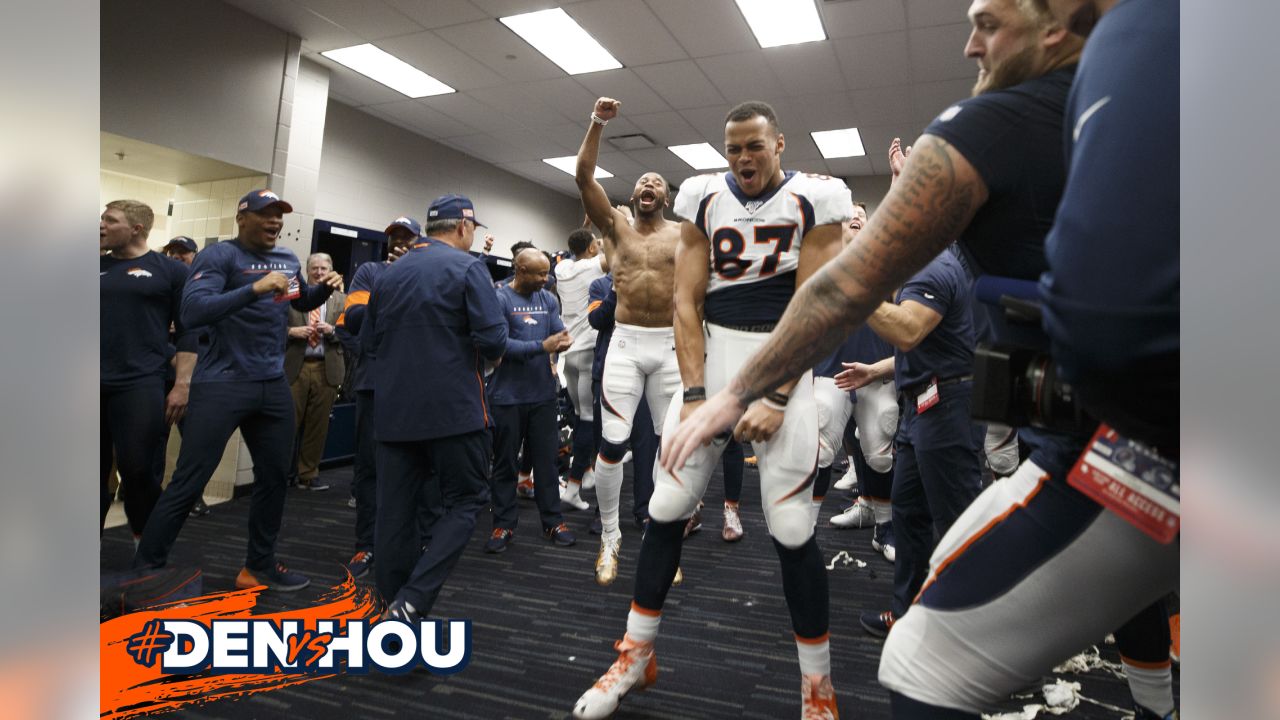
[674,171,851,294]
[554,253,606,352]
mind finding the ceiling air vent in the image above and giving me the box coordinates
[609,134,657,151]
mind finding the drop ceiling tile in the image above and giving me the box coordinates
[678,105,735,144]
[626,111,702,145]
[438,18,568,82]
[377,31,509,90]
[643,0,756,58]
[696,51,786,105]
[821,0,908,38]
[469,0,573,17]
[499,158,580,185]
[383,0,489,29]
[832,31,911,90]
[574,68,671,115]
[467,84,576,127]
[495,126,579,160]
[780,133,825,164]
[825,155,875,177]
[317,57,414,105]
[794,93,861,132]
[762,43,846,98]
[854,125,907,165]
[594,151,645,178]
[539,122,597,149]
[569,0,688,66]
[632,61,726,111]
[421,93,525,133]
[905,0,968,28]
[623,147,688,174]
[297,0,425,40]
[851,85,919,126]
[225,0,360,52]
[908,23,975,82]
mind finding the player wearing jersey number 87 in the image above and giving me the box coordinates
[572,101,849,720]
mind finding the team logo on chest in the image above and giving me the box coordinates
[127,268,154,278]
[744,200,765,214]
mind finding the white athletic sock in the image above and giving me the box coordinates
[795,635,831,677]
[595,454,625,536]
[625,602,661,644]
[1123,660,1174,717]
[809,498,823,528]
[868,498,892,525]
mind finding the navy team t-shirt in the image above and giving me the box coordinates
[101,250,191,387]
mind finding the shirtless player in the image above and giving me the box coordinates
[575,97,681,586]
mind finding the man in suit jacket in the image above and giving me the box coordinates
[285,252,346,491]
[363,194,507,621]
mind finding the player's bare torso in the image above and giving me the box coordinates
[608,221,679,328]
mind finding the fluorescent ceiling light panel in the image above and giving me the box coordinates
[543,156,614,179]
[500,8,622,75]
[734,0,826,49]
[668,143,729,170]
[811,128,866,159]
[322,44,455,98]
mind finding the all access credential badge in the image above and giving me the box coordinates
[1067,424,1179,543]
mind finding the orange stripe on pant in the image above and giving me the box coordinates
[915,472,1051,602]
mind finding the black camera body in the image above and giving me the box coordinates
[969,275,1093,433]
[972,343,1092,432]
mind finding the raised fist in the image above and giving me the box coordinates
[593,97,620,122]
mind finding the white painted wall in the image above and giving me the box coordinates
[101,0,289,174]
[317,102,583,257]
[275,59,332,260]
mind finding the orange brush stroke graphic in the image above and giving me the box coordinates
[100,578,380,719]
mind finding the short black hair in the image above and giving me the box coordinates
[510,240,537,255]
[567,229,595,256]
[725,101,781,134]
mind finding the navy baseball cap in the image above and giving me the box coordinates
[385,216,422,236]
[237,189,293,214]
[163,236,198,253]
[426,194,485,228]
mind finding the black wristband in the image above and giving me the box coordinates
[765,390,790,406]
[683,386,707,403]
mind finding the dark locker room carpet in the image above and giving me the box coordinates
[101,461,1177,719]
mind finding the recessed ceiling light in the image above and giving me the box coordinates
[543,156,614,179]
[810,128,866,159]
[500,8,622,76]
[735,0,826,49]
[668,143,729,170]
[321,44,455,98]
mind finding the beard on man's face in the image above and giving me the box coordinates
[973,41,1042,96]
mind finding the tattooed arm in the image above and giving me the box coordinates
[662,133,989,470]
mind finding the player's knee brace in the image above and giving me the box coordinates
[766,505,816,549]
[647,485,701,524]
[816,434,838,469]
[865,450,894,475]
[598,439,628,464]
